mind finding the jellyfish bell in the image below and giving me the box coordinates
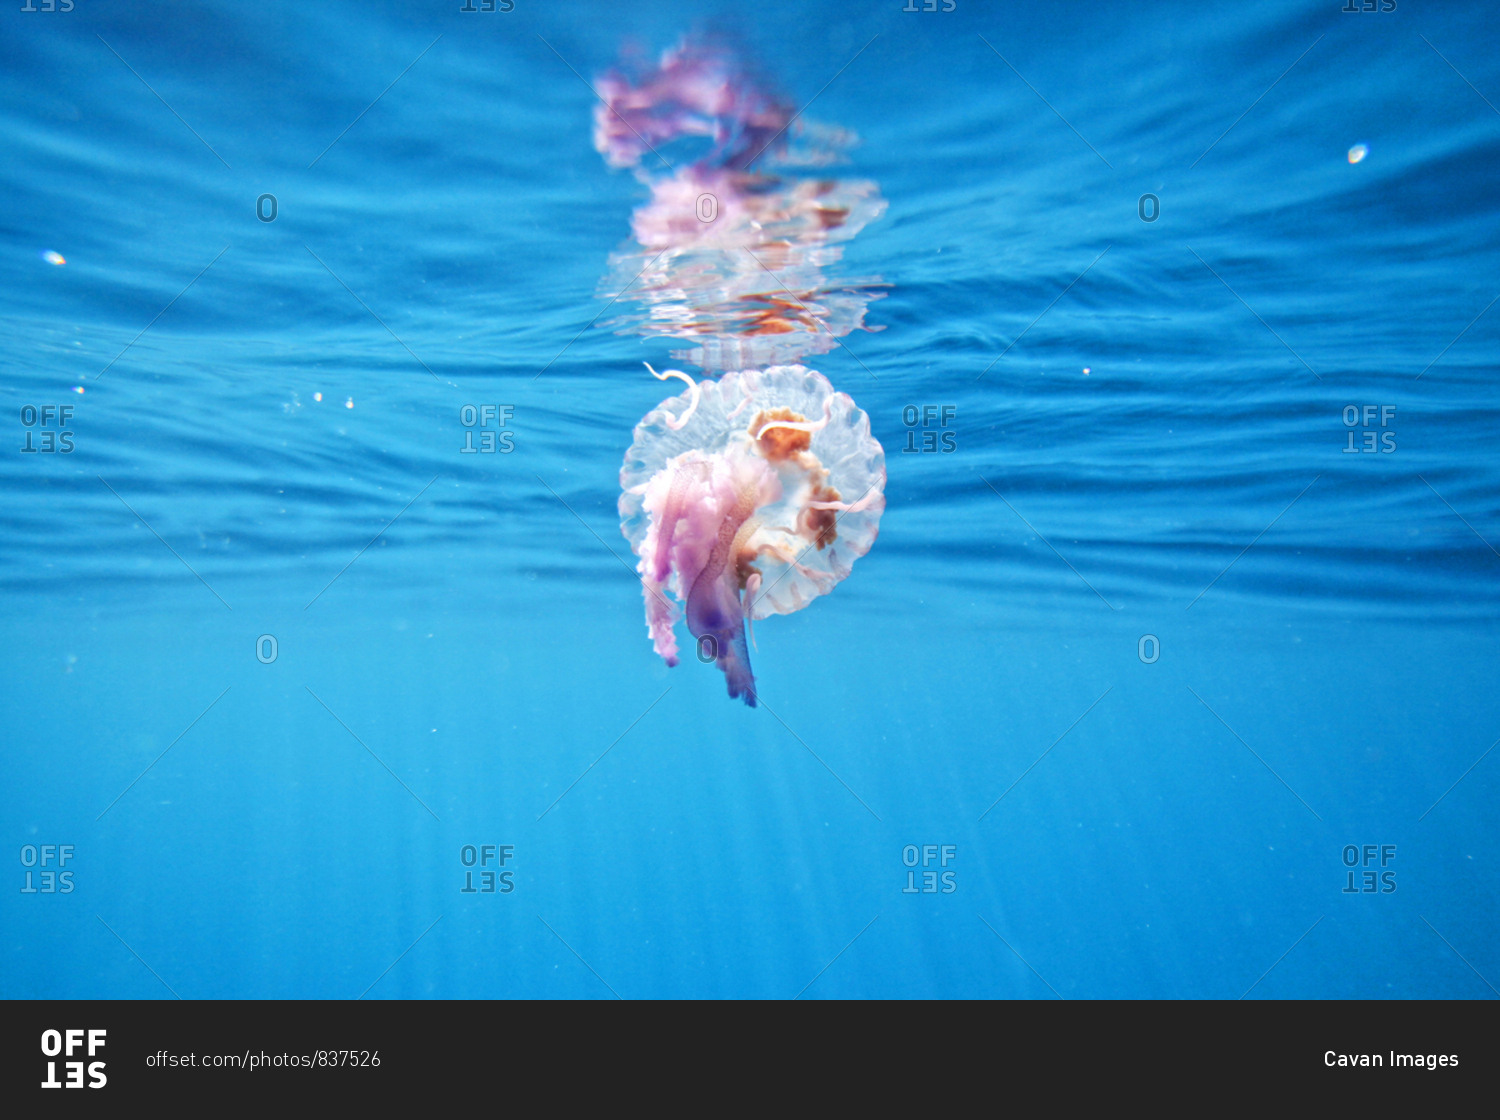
[620,364,886,705]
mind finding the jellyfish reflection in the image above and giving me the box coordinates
[593,39,887,371]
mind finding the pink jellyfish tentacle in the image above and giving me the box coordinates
[645,455,707,586]
[806,490,883,513]
[645,363,701,431]
[750,395,832,438]
[755,537,836,589]
[725,374,758,421]
[742,571,762,650]
[641,573,680,666]
[639,456,715,664]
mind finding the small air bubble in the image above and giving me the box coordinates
[345,397,354,409]
[1348,143,1368,164]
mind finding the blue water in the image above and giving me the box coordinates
[3,0,1498,999]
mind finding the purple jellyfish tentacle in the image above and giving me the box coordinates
[684,499,762,707]
[720,626,757,706]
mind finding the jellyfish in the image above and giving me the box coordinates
[620,364,885,705]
